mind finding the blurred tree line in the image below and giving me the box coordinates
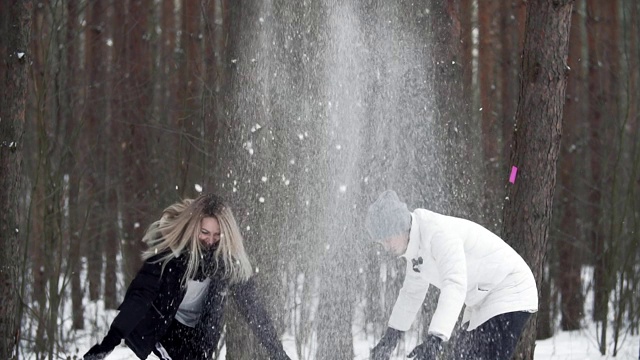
[0,0,638,359]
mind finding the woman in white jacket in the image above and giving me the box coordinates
[367,190,538,360]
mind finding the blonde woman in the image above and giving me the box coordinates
[83,194,291,360]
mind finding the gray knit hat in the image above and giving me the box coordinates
[365,190,411,241]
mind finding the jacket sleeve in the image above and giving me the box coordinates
[387,260,431,331]
[108,258,164,340]
[231,277,289,359]
[428,227,467,341]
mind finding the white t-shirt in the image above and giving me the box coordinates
[174,278,211,327]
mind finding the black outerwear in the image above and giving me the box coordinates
[106,253,286,359]
[452,311,531,360]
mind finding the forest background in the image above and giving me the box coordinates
[0,0,638,359]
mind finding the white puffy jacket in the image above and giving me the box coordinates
[388,209,538,340]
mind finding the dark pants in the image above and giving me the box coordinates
[453,311,532,360]
[152,320,205,360]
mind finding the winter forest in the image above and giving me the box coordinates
[1,0,639,359]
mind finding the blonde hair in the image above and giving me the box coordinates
[141,194,252,284]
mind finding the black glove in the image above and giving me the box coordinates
[270,350,291,360]
[83,329,121,360]
[407,335,443,360]
[370,327,403,360]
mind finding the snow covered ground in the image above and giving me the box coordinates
[27,266,640,359]
[533,327,639,360]
[70,318,640,360]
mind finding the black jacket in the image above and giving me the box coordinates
[106,253,287,359]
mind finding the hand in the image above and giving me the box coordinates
[83,330,120,360]
[370,327,402,360]
[407,335,443,360]
[270,349,291,360]
[82,343,113,360]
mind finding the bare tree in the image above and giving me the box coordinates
[64,0,85,329]
[428,0,483,220]
[586,0,608,326]
[555,1,586,332]
[85,0,108,302]
[119,0,154,284]
[501,1,574,360]
[0,2,33,358]
[479,0,502,216]
[174,0,204,196]
[500,1,526,171]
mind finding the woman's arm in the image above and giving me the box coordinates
[84,258,166,359]
[231,277,290,359]
[387,257,431,331]
[109,259,164,337]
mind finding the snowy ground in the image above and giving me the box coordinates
[27,266,640,359]
[534,328,639,360]
[70,320,640,360]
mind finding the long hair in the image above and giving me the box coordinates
[141,194,252,284]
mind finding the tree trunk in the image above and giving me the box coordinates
[157,0,178,204]
[478,0,501,212]
[459,0,473,105]
[427,1,484,356]
[29,4,50,355]
[586,0,609,327]
[501,0,573,359]
[64,0,84,330]
[160,0,177,129]
[500,1,526,174]
[120,0,153,285]
[83,0,119,311]
[428,0,483,221]
[556,2,585,332]
[0,2,32,358]
[218,3,263,359]
[175,0,204,197]
[85,0,108,303]
[536,266,553,339]
[203,0,224,184]
[626,1,640,340]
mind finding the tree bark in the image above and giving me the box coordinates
[556,2,585,332]
[28,4,51,354]
[120,0,154,285]
[64,0,85,330]
[427,1,484,356]
[175,0,204,197]
[586,0,609,327]
[0,2,32,358]
[478,0,500,166]
[158,0,177,127]
[218,2,268,359]
[428,0,483,221]
[501,0,573,359]
[500,1,526,173]
[85,0,108,302]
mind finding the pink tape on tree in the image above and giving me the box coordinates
[509,166,518,184]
